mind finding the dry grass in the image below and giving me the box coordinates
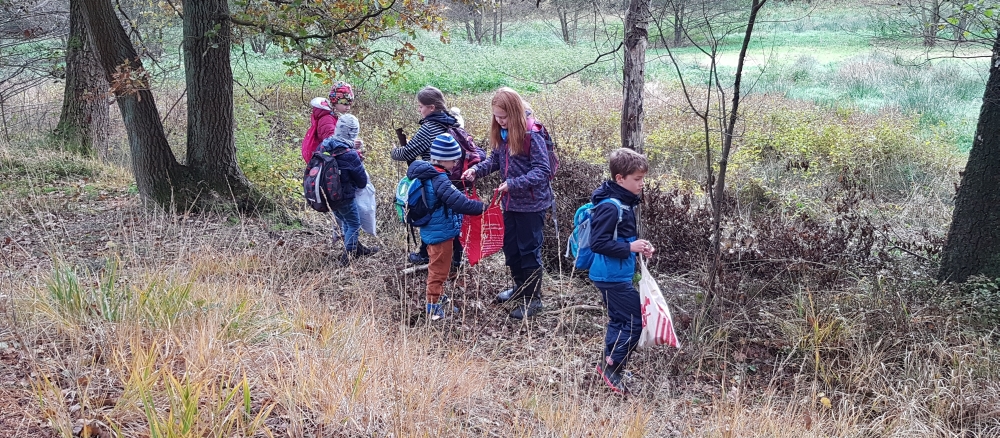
[2,81,999,437]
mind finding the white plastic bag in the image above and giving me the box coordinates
[637,256,680,349]
[356,179,377,236]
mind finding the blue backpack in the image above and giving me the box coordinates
[565,198,625,270]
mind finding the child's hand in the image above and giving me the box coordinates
[630,239,655,257]
[462,168,477,181]
[497,181,509,193]
[354,138,364,150]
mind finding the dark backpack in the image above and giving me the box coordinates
[303,149,348,212]
[527,116,559,180]
[404,178,442,227]
[447,126,485,187]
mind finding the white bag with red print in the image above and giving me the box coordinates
[637,256,680,349]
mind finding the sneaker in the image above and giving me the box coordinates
[509,297,543,320]
[351,244,380,258]
[438,294,459,312]
[426,303,446,320]
[596,363,629,395]
[408,252,430,265]
[495,287,515,303]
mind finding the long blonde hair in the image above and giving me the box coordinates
[490,87,528,155]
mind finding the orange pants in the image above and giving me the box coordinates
[426,241,454,303]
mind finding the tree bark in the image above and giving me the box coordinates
[938,33,1000,282]
[622,0,650,152]
[183,0,261,211]
[55,0,110,157]
[707,0,766,297]
[673,1,684,46]
[81,0,189,207]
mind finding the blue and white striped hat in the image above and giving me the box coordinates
[430,133,462,161]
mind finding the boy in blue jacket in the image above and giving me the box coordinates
[320,114,379,265]
[589,148,655,394]
[406,134,485,320]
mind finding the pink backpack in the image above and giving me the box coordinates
[302,98,336,163]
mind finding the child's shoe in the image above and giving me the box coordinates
[426,303,446,320]
[509,297,543,320]
[426,294,459,321]
[595,362,629,395]
[408,252,430,265]
[351,243,380,258]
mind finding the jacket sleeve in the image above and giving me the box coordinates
[317,114,337,142]
[474,145,502,178]
[505,133,550,191]
[589,202,631,259]
[345,152,368,188]
[435,176,485,215]
[391,123,436,163]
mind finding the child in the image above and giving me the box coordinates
[302,81,362,163]
[589,148,655,394]
[392,86,467,267]
[462,87,552,320]
[319,114,379,265]
[406,134,485,319]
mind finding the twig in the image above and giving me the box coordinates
[400,264,428,274]
[549,304,603,314]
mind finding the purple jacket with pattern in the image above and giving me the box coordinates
[473,131,553,213]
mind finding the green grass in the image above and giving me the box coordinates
[227,1,984,150]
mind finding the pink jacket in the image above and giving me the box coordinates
[302,107,338,163]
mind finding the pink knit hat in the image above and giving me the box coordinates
[329,81,354,105]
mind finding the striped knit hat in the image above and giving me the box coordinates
[430,133,462,161]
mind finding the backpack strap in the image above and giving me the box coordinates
[597,198,627,242]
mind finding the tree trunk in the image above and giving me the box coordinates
[473,5,484,44]
[673,1,684,46]
[183,0,261,211]
[465,16,474,44]
[707,0,766,299]
[55,0,110,157]
[81,0,189,207]
[938,33,1000,282]
[622,0,650,152]
[492,3,498,44]
[921,0,940,47]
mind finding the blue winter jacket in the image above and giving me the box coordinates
[588,180,641,283]
[473,131,553,213]
[320,136,368,201]
[407,161,485,245]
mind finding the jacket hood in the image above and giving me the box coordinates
[311,106,333,120]
[591,180,640,206]
[321,135,353,151]
[420,111,458,128]
[407,160,444,180]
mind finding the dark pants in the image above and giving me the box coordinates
[419,237,463,264]
[502,210,545,271]
[594,281,642,372]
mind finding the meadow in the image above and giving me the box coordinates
[2,1,999,436]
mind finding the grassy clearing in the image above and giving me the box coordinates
[3,73,999,435]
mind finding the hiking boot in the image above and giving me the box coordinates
[509,297,543,320]
[596,363,629,395]
[351,244,380,258]
[408,252,430,265]
[338,251,350,267]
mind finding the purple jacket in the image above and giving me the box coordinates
[474,131,553,213]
